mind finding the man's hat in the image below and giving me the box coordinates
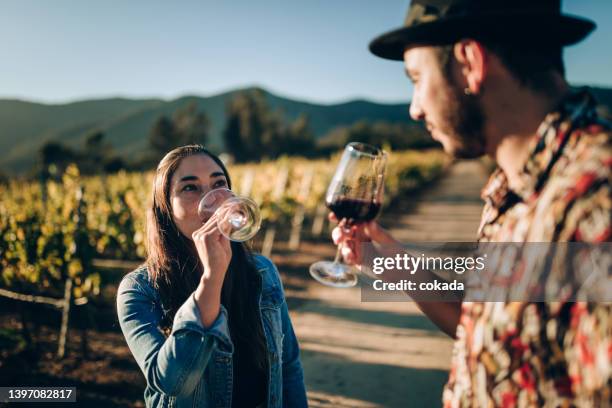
[369,0,596,61]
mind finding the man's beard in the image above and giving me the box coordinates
[439,82,487,159]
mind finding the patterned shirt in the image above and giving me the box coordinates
[443,90,611,407]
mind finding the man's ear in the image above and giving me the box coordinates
[453,40,487,95]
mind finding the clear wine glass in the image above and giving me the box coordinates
[197,188,261,242]
[309,142,387,287]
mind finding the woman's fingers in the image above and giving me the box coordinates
[192,214,219,239]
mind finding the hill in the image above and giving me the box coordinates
[0,85,610,175]
[0,88,412,175]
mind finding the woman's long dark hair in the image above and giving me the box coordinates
[145,145,268,371]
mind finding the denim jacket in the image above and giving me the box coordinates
[116,254,308,408]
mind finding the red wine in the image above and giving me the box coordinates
[327,197,381,222]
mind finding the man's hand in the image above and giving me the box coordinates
[329,212,462,338]
[329,213,399,266]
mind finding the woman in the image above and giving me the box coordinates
[117,145,307,408]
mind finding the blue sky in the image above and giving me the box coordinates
[1,0,610,104]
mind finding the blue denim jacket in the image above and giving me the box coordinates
[116,254,308,408]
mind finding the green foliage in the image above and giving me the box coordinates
[281,114,317,157]
[317,120,437,152]
[0,150,447,302]
[82,130,125,174]
[40,142,77,174]
[223,89,271,162]
[222,90,316,162]
[149,116,176,154]
[38,132,127,177]
[0,328,26,353]
[0,164,98,299]
[83,131,109,169]
[149,101,210,158]
[173,101,210,145]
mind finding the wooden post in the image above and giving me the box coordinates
[289,168,313,250]
[240,169,255,197]
[57,184,84,359]
[57,277,73,359]
[80,303,91,359]
[311,203,328,236]
[19,302,32,348]
[261,167,289,258]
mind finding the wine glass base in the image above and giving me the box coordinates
[309,261,359,288]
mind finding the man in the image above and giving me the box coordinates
[334,0,610,406]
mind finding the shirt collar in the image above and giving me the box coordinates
[481,89,598,207]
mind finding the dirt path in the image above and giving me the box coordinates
[285,160,490,408]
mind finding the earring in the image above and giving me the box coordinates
[464,88,472,95]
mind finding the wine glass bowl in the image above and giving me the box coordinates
[309,142,387,288]
[197,188,261,242]
[309,261,360,288]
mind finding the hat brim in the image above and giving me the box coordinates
[369,13,596,61]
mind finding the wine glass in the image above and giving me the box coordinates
[309,142,387,287]
[197,188,261,242]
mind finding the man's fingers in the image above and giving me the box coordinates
[332,225,357,244]
[365,221,396,244]
[332,226,342,245]
[341,245,354,263]
[340,239,361,265]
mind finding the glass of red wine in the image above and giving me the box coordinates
[309,142,387,288]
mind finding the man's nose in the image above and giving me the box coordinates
[409,96,424,122]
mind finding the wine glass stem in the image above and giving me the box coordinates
[333,246,343,264]
[333,218,352,264]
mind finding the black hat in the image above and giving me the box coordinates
[369,0,596,61]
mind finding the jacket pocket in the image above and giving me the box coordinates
[211,350,232,408]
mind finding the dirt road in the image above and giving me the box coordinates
[284,160,490,408]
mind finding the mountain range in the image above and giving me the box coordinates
[0,85,610,175]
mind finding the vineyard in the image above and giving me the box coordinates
[0,149,447,358]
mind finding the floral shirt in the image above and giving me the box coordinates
[443,90,611,407]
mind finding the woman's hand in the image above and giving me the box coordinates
[192,213,232,328]
[192,213,232,287]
